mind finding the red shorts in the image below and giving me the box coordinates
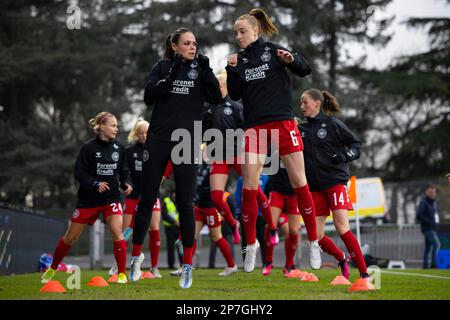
[210,157,242,176]
[269,191,300,216]
[278,212,289,227]
[124,198,161,216]
[71,202,123,225]
[244,119,303,156]
[312,185,353,217]
[194,206,222,228]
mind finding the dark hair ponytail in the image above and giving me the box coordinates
[303,89,341,115]
[163,28,192,59]
[321,91,340,115]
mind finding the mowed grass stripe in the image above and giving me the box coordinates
[0,269,449,300]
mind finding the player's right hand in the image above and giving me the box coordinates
[98,182,110,193]
[227,54,238,67]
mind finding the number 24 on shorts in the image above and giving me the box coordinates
[110,202,123,212]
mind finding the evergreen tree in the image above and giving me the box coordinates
[0,0,143,208]
[354,9,450,180]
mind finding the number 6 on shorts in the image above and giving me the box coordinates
[290,130,299,146]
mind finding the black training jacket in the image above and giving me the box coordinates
[144,57,222,142]
[194,163,213,209]
[298,111,362,192]
[416,197,439,233]
[203,95,244,160]
[74,136,132,208]
[226,37,311,128]
[125,142,145,199]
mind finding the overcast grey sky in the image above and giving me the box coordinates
[359,0,450,69]
[210,0,450,72]
[125,0,450,129]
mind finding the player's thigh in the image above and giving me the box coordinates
[64,222,87,245]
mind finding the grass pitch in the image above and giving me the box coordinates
[1,268,449,300]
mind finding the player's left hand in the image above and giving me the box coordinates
[121,183,133,196]
[277,49,294,64]
[331,153,347,164]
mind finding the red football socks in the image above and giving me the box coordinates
[319,236,345,261]
[264,228,274,263]
[211,190,237,228]
[148,230,160,268]
[340,230,367,274]
[183,246,194,265]
[241,189,258,244]
[131,244,143,257]
[285,233,298,267]
[216,237,235,267]
[113,240,127,274]
[50,237,71,270]
[256,187,276,230]
[293,184,318,241]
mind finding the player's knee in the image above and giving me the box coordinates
[289,226,299,235]
[63,235,78,246]
[110,228,123,241]
[335,223,350,236]
[211,233,222,242]
[288,170,307,189]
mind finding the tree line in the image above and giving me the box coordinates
[0,0,448,213]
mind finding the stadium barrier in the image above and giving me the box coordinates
[298,223,425,268]
[72,221,448,270]
[0,204,66,275]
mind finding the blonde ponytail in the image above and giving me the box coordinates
[249,8,278,37]
[89,112,114,133]
[237,8,278,38]
[128,118,150,143]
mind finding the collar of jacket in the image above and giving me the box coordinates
[96,135,113,145]
[244,37,264,53]
[167,56,195,66]
[307,110,328,122]
[425,196,436,204]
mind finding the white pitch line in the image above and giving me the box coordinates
[381,270,450,280]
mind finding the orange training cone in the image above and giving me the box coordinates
[88,276,109,287]
[295,270,309,279]
[285,269,308,278]
[284,269,299,278]
[40,280,67,293]
[286,269,309,279]
[348,278,375,292]
[107,274,118,283]
[300,273,319,282]
[330,275,352,285]
[142,271,155,279]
